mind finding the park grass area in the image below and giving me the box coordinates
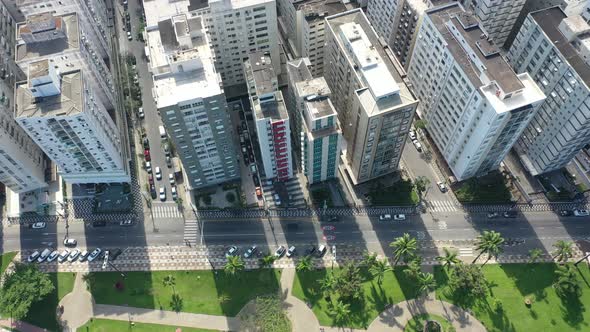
[454,172,512,203]
[0,252,17,275]
[88,269,281,317]
[367,180,419,206]
[435,263,590,332]
[23,272,76,331]
[79,318,218,332]
[404,313,455,332]
[292,267,416,328]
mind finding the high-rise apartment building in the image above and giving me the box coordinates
[15,12,115,110]
[286,58,342,184]
[460,0,526,47]
[324,9,418,184]
[366,0,398,45]
[146,10,239,190]
[407,3,546,181]
[15,61,129,183]
[507,7,590,176]
[278,0,348,76]
[5,0,112,60]
[244,52,292,181]
[1,0,22,58]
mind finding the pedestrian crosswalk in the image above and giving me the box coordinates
[184,219,199,245]
[459,248,473,257]
[429,200,459,212]
[152,204,183,219]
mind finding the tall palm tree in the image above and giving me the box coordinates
[553,264,580,296]
[224,256,245,276]
[472,230,504,265]
[436,247,460,270]
[403,256,422,279]
[390,233,418,266]
[329,300,351,327]
[528,248,544,264]
[362,251,378,269]
[369,259,392,285]
[552,240,574,263]
[162,274,176,294]
[320,273,337,296]
[416,272,436,296]
[258,254,275,269]
[296,255,314,272]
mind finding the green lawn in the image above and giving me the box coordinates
[404,313,455,332]
[79,318,218,332]
[88,269,280,316]
[367,179,419,206]
[454,172,512,203]
[292,267,417,328]
[0,252,17,276]
[23,272,76,331]
[435,263,590,332]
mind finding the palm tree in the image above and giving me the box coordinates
[403,256,422,279]
[162,274,176,294]
[329,300,351,326]
[552,240,574,263]
[319,273,337,296]
[224,255,245,276]
[296,255,314,272]
[416,272,436,296]
[553,264,580,296]
[528,248,544,264]
[369,259,392,285]
[390,233,418,266]
[436,247,460,270]
[472,230,504,265]
[362,251,378,269]
[258,254,275,269]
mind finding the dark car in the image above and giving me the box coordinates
[503,211,518,218]
[253,174,260,186]
[150,184,157,199]
[92,220,107,227]
[306,245,316,256]
[110,248,122,261]
[559,210,572,217]
[142,137,150,150]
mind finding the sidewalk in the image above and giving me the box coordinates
[0,320,48,332]
[280,269,321,332]
[58,273,93,331]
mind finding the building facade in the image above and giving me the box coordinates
[460,0,526,47]
[15,62,129,183]
[146,11,239,190]
[324,9,418,184]
[407,3,546,181]
[244,52,292,181]
[507,7,590,176]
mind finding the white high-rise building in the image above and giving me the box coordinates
[146,9,239,189]
[143,0,280,89]
[286,58,342,184]
[5,0,112,60]
[507,7,590,176]
[244,52,292,181]
[324,9,418,184]
[460,0,527,47]
[15,60,129,183]
[366,0,398,44]
[407,3,546,181]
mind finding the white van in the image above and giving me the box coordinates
[37,248,52,263]
[159,125,166,139]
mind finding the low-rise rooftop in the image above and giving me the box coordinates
[255,91,289,121]
[294,0,348,22]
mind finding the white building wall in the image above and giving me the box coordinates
[461,0,526,47]
[366,0,398,42]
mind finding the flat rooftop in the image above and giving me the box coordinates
[294,0,347,22]
[532,7,590,87]
[246,52,276,95]
[255,91,289,121]
[305,95,335,119]
[16,70,83,118]
[15,12,79,63]
[143,0,191,28]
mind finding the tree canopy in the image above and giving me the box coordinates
[0,263,55,321]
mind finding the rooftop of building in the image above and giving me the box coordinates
[255,91,289,121]
[531,6,590,87]
[246,52,276,95]
[16,70,83,119]
[287,58,314,83]
[304,95,336,119]
[293,0,348,22]
[15,12,79,63]
[326,9,417,114]
[427,3,524,94]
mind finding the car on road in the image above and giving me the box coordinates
[574,209,590,217]
[325,216,340,222]
[409,130,416,141]
[145,161,152,173]
[159,187,166,201]
[503,211,518,218]
[317,245,327,257]
[274,246,286,258]
[393,214,406,221]
[412,140,422,152]
[144,149,151,161]
[47,250,59,263]
[150,184,157,199]
[102,251,110,269]
[67,249,80,262]
[57,250,70,263]
[244,245,257,258]
[255,187,262,198]
[142,137,150,150]
[379,214,392,221]
[155,167,162,180]
[31,222,46,229]
[37,249,51,263]
[28,251,40,263]
[88,248,102,262]
[148,174,154,185]
[226,246,238,257]
[307,245,316,256]
[120,219,133,226]
[166,156,172,168]
[487,212,499,219]
[436,181,448,193]
[559,210,572,217]
[138,107,144,119]
[164,143,170,157]
[92,220,107,227]
[110,249,122,261]
[286,246,296,258]
[171,186,177,200]
[78,250,89,262]
[169,173,175,185]
[127,31,132,40]
[63,238,77,247]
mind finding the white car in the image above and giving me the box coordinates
[102,251,110,269]
[63,238,77,247]
[57,250,70,263]
[31,222,46,229]
[145,161,152,173]
[226,246,238,257]
[127,31,132,40]
[412,140,422,152]
[171,186,178,200]
[159,187,166,201]
[379,214,392,221]
[120,219,133,226]
[169,173,175,185]
[37,249,51,263]
[437,181,448,193]
[409,130,416,140]
[67,249,81,262]
[88,248,102,262]
[155,167,162,180]
[393,214,406,221]
[574,209,590,217]
[27,251,40,263]
[286,246,296,258]
[47,250,60,263]
[243,245,257,258]
[138,107,145,119]
[78,250,90,262]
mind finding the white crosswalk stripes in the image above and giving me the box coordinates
[152,204,183,219]
[429,200,458,212]
[459,248,473,257]
[184,220,199,244]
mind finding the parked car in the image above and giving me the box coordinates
[78,250,90,262]
[168,173,175,185]
[574,209,590,217]
[159,187,166,201]
[67,249,81,262]
[163,143,170,156]
[226,246,238,257]
[171,186,178,200]
[150,184,157,199]
[142,137,150,149]
[286,246,296,258]
[144,149,151,161]
[437,181,448,193]
[57,250,70,263]
[274,245,286,258]
[379,214,392,221]
[409,130,416,141]
[47,250,59,263]
[137,107,144,119]
[127,31,132,40]
[503,211,518,218]
[102,251,110,269]
[37,249,51,263]
[255,187,262,197]
[148,174,154,185]
[393,214,406,221]
[110,249,122,261]
[155,167,162,180]
[63,238,77,247]
[166,156,172,168]
[145,161,152,173]
[120,219,133,226]
[244,245,257,258]
[27,250,40,263]
[306,245,316,256]
[317,245,327,257]
[31,222,46,229]
[559,210,572,217]
[412,140,422,152]
[88,248,102,262]
[487,212,499,219]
